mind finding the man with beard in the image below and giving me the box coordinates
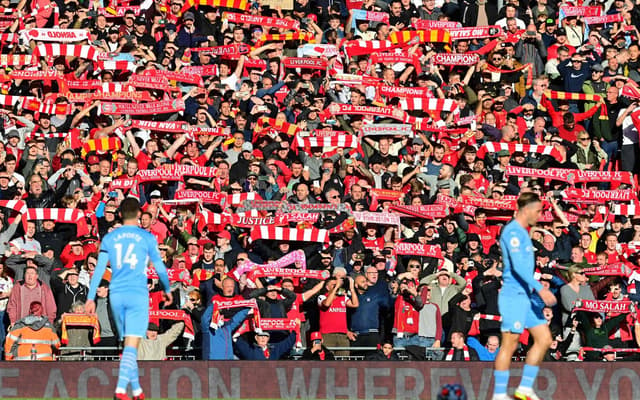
[348,270,391,355]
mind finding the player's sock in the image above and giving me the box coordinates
[493,369,510,397]
[518,364,539,390]
[127,347,142,396]
[116,346,137,393]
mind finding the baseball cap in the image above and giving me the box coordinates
[217,230,231,240]
[591,64,604,72]
[98,279,110,288]
[134,16,146,25]
[256,330,270,337]
[147,323,160,332]
[310,332,322,341]
[149,190,162,198]
[497,150,510,157]
[6,130,19,139]
[183,11,195,21]
[87,155,100,165]
[556,28,567,36]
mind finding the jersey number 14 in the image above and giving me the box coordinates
[114,243,139,270]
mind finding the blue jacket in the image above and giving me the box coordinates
[350,285,391,334]
[201,306,249,360]
[467,336,497,361]
[234,331,296,360]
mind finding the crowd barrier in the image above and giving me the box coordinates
[0,361,637,399]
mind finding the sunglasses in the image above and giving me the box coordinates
[579,137,590,141]
[189,298,198,302]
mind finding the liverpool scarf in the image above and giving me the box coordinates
[282,57,327,70]
[572,299,633,313]
[100,99,185,115]
[505,166,634,186]
[137,164,218,182]
[189,43,250,58]
[222,11,300,30]
[233,250,308,278]
[143,69,203,86]
[370,52,421,74]
[395,242,443,258]
[60,313,100,344]
[398,97,459,113]
[389,204,450,219]
[461,195,517,210]
[149,309,195,340]
[433,53,479,66]
[562,188,636,202]
[22,28,88,42]
[447,26,502,40]
[210,298,259,329]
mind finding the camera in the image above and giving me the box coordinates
[313,339,322,345]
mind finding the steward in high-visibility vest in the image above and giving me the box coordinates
[4,301,60,361]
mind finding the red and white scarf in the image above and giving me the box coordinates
[22,28,89,42]
[34,44,107,61]
[395,242,443,258]
[100,99,185,115]
[149,309,195,340]
[573,299,633,313]
[249,226,330,244]
[476,142,562,161]
[446,346,470,361]
[26,208,88,236]
[505,166,635,186]
[433,53,480,66]
[282,57,327,70]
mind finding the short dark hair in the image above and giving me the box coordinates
[517,192,541,209]
[120,197,140,220]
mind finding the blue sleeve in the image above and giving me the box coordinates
[467,336,493,361]
[88,245,110,300]
[233,337,252,360]
[95,202,105,218]
[272,331,296,359]
[223,308,250,332]
[504,227,543,294]
[202,303,213,333]
[146,233,171,294]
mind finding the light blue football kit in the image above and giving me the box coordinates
[88,225,171,338]
[498,219,546,333]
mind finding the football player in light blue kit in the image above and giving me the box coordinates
[86,198,172,400]
[492,192,556,400]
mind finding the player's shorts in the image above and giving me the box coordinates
[498,291,546,334]
[109,291,150,339]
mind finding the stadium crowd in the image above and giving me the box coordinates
[0,0,640,363]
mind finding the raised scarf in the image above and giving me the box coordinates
[222,11,300,30]
[249,226,330,244]
[388,30,451,46]
[445,346,469,361]
[352,211,401,226]
[388,204,450,219]
[573,299,633,313]
[447,26,502,40]
[562,188,636,202]
[210,298,259,330]
[99,98,185,115]
[149,309,195,340]
[484,63,533,88]
[34,44,106,61]
[433,53,479,66]
[143,69,203,86]
[181,0,249,13]
[60,313,100,345]
[282,57,327,70]
[22,28,88,42]
[476,142,562,161]
[395,242,443,258]
[26,208,88,236]
[188,43,250,57]
[360,123,413,136]
[544,90,607,119]
[81,137,122,157]
[505,166,634,186]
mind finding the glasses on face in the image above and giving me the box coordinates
[408,265,420,269]
[188,243,199,247]
[579,137,590,141]
[329,195,340,199]
[237,257,246,262]
[88,262,96,267]
[189,298,198,302]
[493,57,503,62]
[524,109,534,113]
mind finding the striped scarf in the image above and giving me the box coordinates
[81,137,122,157]
[255,117,300,136]
[9,70,61,80]
[257,32,315,46]
[181,64,219,77]
[181,0,250,13]
[95,60,138,72]
[398,98,459,114]
[476,142,562,161]
[60,313,100,345]
[0,54,36,66]
[294,134,360,150]
[343,40,399,56]
[34,44,106,61]
[484,63,533,88]
[370,52,422,74]
[26,208,88,236]
[23,98,73,115]
[544,90,607,119]
[388,204,449,219]
[388,30,451,46]
[445,346,470,361]
[249,226,330,244]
